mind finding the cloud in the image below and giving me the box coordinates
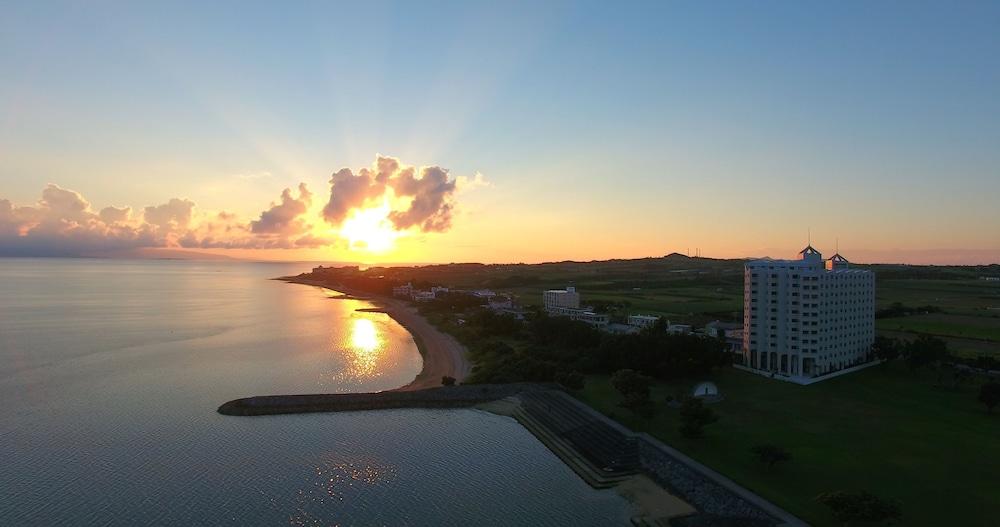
[250,183,312,235]
[99,206,131,224]
[0,155,478,256]
[387,165,456,232]
[321,155,463,233]
[456,172,491,191]
[321,167,384,223]
[0,184,319,255]
[143,198,194,230]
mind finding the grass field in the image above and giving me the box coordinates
[575,366,1000,527]
[877,313,1000,342]
[876,279,1000,316]
[875,278,1000,356]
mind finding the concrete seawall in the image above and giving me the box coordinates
[219,385,804,526]
[217,384,553,416]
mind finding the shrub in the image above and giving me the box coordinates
[816,490,901,525]
[750,444,792,469]
[678,397,718,438]
[979,382,1000,414]
[554,370,585,390]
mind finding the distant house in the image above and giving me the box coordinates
[704,320,742,339]
[627,314,660,329]
[431,286,450,295]
[392,283,413,297]
[666,323,692,335]
[488,296,513,310]
[412,291,436,302]
[605,323,640,335]
[471,289,497,299]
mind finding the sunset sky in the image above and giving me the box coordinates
[2,2,999,264]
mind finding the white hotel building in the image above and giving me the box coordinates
[742,246,875,380]
[543,287,580,310]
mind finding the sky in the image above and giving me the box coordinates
[1,1,999,265]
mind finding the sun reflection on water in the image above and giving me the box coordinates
[349,318,381,378]
[288,456,398,526]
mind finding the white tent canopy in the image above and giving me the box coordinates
[692,381,720,398]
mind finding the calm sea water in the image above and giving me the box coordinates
[0,258,633,526]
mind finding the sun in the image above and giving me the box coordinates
[338,201,401,253]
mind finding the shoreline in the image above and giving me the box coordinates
[278,276,471,391]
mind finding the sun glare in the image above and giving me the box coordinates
[348,317,382,378]
[350,318,380,352]
[339,202,400,253]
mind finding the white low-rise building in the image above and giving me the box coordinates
[667,323,692,335]
[743,245,875,379]
[547,305,609,327]
[627,314,660,328]
[392,283,413,297]
[412,291,436,302]
[488,296,513,310]
[705,320,742,339]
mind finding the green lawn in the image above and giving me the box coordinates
[575,367,1000,527]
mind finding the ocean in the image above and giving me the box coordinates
[0,258,633,526]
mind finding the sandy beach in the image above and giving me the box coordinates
[281,277,471,391]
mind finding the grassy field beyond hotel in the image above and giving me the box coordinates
[576,366,1000,527]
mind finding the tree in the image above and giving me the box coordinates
[751,444,792,469]
[611,369,653,416]
[872,336,901,364]
[979,382,1000,414]
[611,369,651,404]
[816,491,901,526]
[441,376,456,386]
[904,335,949,370]
[678,397,718,438]
[554,370,585,390]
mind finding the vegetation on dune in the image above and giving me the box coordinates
[449,313,731,386]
